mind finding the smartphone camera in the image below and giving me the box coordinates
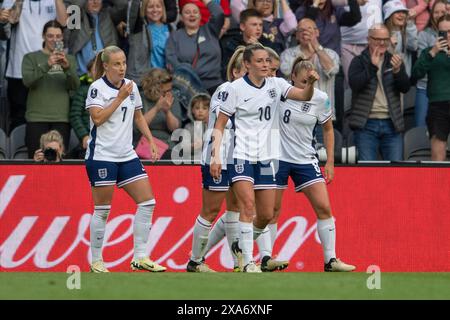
[54,40,64,53]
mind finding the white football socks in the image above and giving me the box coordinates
[239,221,254,266]
[268,223,278,249]
[224,211,240,267]
[317,217,336,263]
[255,226,272,258]
[191,215,212,263]
[204,214,225,254]
[133,199,156,260]
[90,205,111,262]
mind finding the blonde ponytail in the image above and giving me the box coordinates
[93,46,124,80]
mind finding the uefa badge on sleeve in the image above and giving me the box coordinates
[130,92,135,101]
[98,168,108,179]
[90,88,98,99]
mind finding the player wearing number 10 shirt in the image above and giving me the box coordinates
[210,44,316,272]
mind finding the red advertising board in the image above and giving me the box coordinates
[0,164,449,272]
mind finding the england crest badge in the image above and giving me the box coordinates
[268,88,276,98]
[98,168,108,179]
[235,164,244,174]
[301,103,311,113]
[213,174,222,184]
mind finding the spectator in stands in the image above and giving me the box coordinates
[384,0,418,77]
[0,0,67,134]
[280,18,339,118]
[240,0,297,53]
[22,20,79,159]
[295,0,363,56]
[138,68,184,159]
[183,93,210,161]
[348,23,410,161]
[166,0,224,95]
[33,130,64,162]
[126,0,171,85]
[179,0,231,38]
[414,0,447,127]
[412,14,450,161]
[115,0,177,39]
[221,9,276,77]
[69,59,95,159]
[67,0,120,76]
[401,0,431,32]
[296,0,362,132]
[340,0,383,85]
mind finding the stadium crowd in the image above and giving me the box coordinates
[0,0,449,161]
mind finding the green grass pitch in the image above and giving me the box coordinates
[1,272,449,300]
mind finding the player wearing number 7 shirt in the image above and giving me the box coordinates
[273,56,356,272]
[210,43,317,272]
[84,46,166,273]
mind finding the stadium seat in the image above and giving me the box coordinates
[8,124,28,159]
[403,126,431,160]
[0,127,8,159]
[68,129,80,158]
[316,128,344,163]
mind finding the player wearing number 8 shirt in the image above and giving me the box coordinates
[274,56,356,272]
[210,43,316,272]
[84,46,166,273]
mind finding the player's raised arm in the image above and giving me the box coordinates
[209,112,229,179]
[286,69,319,101]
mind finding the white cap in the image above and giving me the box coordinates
[383,0,408,22]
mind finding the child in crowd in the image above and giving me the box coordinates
[184,94,210,161]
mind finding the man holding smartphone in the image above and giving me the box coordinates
[412,14,450,161]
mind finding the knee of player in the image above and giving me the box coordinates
[241,199,256,214]
[315,205,332,219]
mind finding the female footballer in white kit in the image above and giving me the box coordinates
[85,46,166,273]
[274,56,355,272]
[186,47,248,273]
[210,44,317,272]
[199,46,289,272]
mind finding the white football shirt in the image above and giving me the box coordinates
[2,0,57,79]
[219,75,292,161]
[201,82,233,169]
[279,88,332,164]
[85,77,143,162]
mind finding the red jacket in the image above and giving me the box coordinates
[179,0,230,25]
